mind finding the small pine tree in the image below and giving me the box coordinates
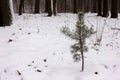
[62,12,94,71]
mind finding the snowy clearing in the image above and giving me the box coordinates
[0,13,120,80]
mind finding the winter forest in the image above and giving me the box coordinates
[0,0,120,80]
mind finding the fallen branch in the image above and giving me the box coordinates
[111,28,120,31]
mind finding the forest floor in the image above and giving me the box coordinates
[0,13,120,80]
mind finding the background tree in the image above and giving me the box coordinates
[97,0,102,16]
[111,0,118,18]
[73,0,77,13]
[34,0,40,13]
[92,0,98,13]
[65,0,67,12]
[47,0,52,16]
[9,0,14,16]
[78,0,84,12]
[102,0,109,17]
[53,0,57,16]
[84,0,91,13]
[45,0,48,12]
[19,0,24,15]
[0,0,12,26]
[12,0,120,14]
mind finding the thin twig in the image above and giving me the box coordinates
[111,28,120,31]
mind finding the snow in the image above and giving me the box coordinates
[0,13,120,80]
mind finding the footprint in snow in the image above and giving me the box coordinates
[36,69,42,72]
[8,39,13,43]
[12,33,15,36]
[19,28,22,30]
[1,69,22,80]
[44,59,47,62]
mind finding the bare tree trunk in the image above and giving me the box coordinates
[102,0,109,17]
[19,0,24,15]
[85,0,90,12]
[47,0,52,16]
[53,0,57,16]
[94,0,98,13]
[73,0,77,13]
[34,0,40,13]
[0,0,12,26]
[9,0,14,16]
[45,0,48,12]
[111,0,118,18]
[97,0,102,16]
[81,0,84,12]
[65,0,67,12]
[13,0,18,13]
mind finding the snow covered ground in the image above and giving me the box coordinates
[0,13,120,80]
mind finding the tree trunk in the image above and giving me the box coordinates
[53,0,57,16]
[0,0,12,26]
[81,50,84,71]
[97,0,102,16]
[19,0,24,15]
[73,0,77,13]
[9,0,14,16]
[47,0,52,16]
[85,0,90,12]
[80,40,84,71]
[102,0,109,17]
[93,0,98,13]
[111,0,118,18]
[65,0,67,12]
[34,0,40,13]
[79,17,84,71]
[45,0,48,12]
[81,0,84,12]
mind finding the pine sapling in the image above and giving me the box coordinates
[61,12,94,71]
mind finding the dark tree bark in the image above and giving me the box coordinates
[85,0,90,12]
[77,0,83,12]
[77,0,80,11]
[78,0,84,12]
[0,0,12,26]
[53,0,57,16]
[47,0,52,16]
[0,10,4,26]
[45,0,48,12]
[19,0,24,15]
[65,0,67,12]
[81,0,84,12]
[97,0,102,16]
[102,0,109,17]
[12,0,120,14]
[34,0,40,13]
[73,0,77,13]
[119,0,120,13]
[93,0,98,13]
[111,0,118,18]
